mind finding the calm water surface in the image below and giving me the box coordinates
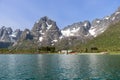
[0,54,120,80]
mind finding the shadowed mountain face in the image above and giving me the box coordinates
[1,7,120,49]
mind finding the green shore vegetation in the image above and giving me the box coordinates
[0,46,56,54]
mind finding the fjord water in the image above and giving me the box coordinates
[0,54,120,80]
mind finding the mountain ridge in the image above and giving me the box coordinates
[1,7,120,50]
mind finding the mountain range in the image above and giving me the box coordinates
[1,7,120,51]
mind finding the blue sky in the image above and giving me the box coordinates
[0,0,120,30]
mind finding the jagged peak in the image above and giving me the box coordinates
[35,16,48,23]
[23,28,31,34]
[40,16,49,22]
[83,20,91,26]
[36,16,54,23]
[0,26,6,30]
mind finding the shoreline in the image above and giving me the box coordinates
[0,52,120,55]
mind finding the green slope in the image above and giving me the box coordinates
[74,22,120,53]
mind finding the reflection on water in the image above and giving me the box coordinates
[0,54,119,80]
[88,54,99,78]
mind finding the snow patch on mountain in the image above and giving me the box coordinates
[61,27,80,37]
[89,28,96,37]
[84,23,87,26]
[104,16,110,20]
[36,20,39,23]
[96,20,100,23]
[115,12,120,15]
[59,36,64,39]
[46,22,52,30]
[52,39,58,42]
[61,29,71,37]
[10,33,16,37]
[39,37,43,42]
[112,17,116,21]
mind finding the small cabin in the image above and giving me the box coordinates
[100,52,109,54]
[59,50,73,54]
